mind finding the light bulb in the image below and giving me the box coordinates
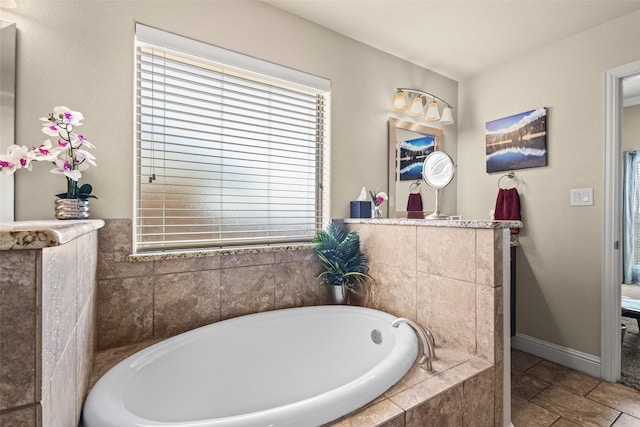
[439,106,454,125]
[425,101,440,121]
[409,96,424,116]
[391,90,407,112]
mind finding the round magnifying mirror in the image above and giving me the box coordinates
[422,151,455,219]
[422,151,455,189]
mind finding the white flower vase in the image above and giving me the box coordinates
[55,198,90,220]
[373,206,383,218]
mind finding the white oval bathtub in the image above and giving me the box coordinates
[82,305,418,427]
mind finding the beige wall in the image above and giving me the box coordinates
[457,10,640,356]
[1,0,457,221]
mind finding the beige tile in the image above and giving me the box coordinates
[390,357,490,412]
[476,285,503,363]
[274,260,321,309]
[90,339,161,387]
[97,251,154,279]
[448,357,494,381]
[404,384,463,427]
[154,270,221,338]
[385,346,473,398]
[390,369,461,411]
[220,251,275,269]
[476,229,504,288]
[76,298,95,422]
[0,405,37,426]
[47,333,78,427]
[587,381,640,420]
[417,226,475,282]
[463,368,495,426]
[327,398,404,426]
[377,416,404,427]
[417,273,476,353]
[0,250,38,410]
[220,264,275,320]
[552,419,583,427]
[97,276,154,350]
[42,243,77,382]
[374,224,416,270]
[531,385,620,427]
[98,218,132,253]
[367,263,417,321]
[527,360,601,396]
[76,231,97,318]
[494,361,504,426]
[512,349,542,371]
[153,255,221,274]
[511,395,559,427]
[274,247,317,264]
[613,414,640,426]
[511,368,550,400]
[345,223,375,262]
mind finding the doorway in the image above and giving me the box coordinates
[602,60,640,383]
[619,75,640,388]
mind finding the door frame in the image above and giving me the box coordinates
[602,59,640,381]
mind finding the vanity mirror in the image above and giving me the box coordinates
[0,20,16,222]
[388,118,443,218]
[422,151,455,219]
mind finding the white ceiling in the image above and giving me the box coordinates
[265,0,640,82]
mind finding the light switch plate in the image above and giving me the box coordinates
[570,188,593,206]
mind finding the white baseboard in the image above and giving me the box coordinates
[511,333,602,378]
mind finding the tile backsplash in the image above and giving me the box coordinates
[96,219,326,350]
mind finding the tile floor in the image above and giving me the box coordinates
[511,349,640,426]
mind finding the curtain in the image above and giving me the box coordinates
[623,150,640,283]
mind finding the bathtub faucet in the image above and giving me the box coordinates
[390,318,436,372]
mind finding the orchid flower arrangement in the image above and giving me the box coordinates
[370,191,388,207]
[0,106,97,199]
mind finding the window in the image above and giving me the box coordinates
[134,25,330,253]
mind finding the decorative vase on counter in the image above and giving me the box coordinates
[55,198,90,220]
[373,206,383,218]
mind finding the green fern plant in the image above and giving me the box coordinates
[312,222,372,298]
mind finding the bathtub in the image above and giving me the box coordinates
[82,305,419,427]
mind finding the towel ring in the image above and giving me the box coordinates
[409,181,421,193]
[498,172,519,189]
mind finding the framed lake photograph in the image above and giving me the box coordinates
[485,107,547,173]
[397,133,437,181]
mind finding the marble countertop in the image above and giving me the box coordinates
[343,218,524,229]
[0,220,105,250]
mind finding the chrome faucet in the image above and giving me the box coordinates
[391,317,436,371]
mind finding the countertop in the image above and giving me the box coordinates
[0,220,105,250]
[343,218,523,229]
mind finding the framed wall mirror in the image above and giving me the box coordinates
[0,20,16,222]
[388,118,443,218]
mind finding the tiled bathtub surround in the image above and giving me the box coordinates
[96,219,326,350]
[0,220,103,427]
[92,218,512,426]
[345,219,509,364]
[344,219,511,425]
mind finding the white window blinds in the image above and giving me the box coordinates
[134,25,330,253]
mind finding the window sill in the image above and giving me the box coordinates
[126,243,314,262]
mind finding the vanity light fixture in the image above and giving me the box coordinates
[391,88,454,125]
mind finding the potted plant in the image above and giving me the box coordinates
[312,221,373,304]
[0,106,97,219]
